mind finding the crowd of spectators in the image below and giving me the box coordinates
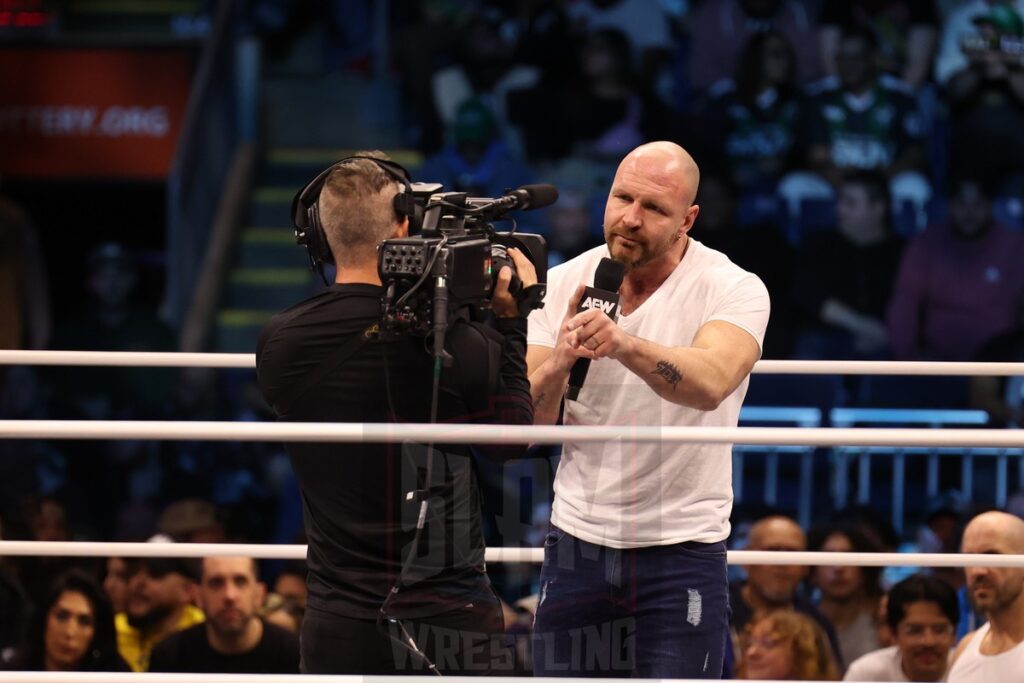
[1,491,1016,678]
[361,0,1024,372]
[0,499,306,673]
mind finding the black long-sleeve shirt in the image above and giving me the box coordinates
[256,284,532,619]
[791,231,904,328]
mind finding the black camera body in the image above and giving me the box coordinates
[377,189,550,337]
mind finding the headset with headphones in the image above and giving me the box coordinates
[292,156,421,274]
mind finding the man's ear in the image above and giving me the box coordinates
[184,579,200,607]
[682,203,700,235]
[394,216,410,239]
[257,581,268,607]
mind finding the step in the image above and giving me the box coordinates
[263,73,403,148]
[248,187,295,228]
[236,227,308,269]
[214,309,276,353]
[222,267,314,309]
[259,148,426,187]
[62,0,206,39]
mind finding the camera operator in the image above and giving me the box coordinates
[255,152,535,674]
[939,2,1024,191]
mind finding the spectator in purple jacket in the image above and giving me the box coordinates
[888,178,1024,360]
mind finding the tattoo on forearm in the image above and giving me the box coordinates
[652,360,683,390]
[535,391,548,406]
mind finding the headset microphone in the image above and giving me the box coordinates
[566,258,626,401]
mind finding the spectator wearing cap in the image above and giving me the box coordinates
[49,241,176,421]
[417,97,536,202]
[47,241,177,540]
[937,1,1024,193]
[417,97,548,237]
[157,499,225,544]
[115,556,203,671]
[428,9,540,155]
[149,557,298,673]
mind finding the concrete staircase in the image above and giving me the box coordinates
[59,0,209,41]
[207,19,415,353]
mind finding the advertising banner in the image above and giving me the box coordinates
[0,48,192,179]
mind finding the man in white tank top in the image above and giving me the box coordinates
[527,141,770,678]
[947,511,1024,682]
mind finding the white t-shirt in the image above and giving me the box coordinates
[844,646,910,681]
[527,241,770,548]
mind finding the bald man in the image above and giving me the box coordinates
[729,516,841,675]
[528,142,770,678]
[947,511,1024,682]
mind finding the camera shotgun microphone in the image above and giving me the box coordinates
[489,184,560,212]
[565,257,626,401]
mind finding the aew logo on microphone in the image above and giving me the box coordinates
[580,292,620,318]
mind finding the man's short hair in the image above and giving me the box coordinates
[318,150,403,267]
[200,556,260,582]
[886,573,959,631]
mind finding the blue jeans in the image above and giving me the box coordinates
[532,527,729,678]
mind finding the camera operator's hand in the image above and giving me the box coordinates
[491,247,538,318]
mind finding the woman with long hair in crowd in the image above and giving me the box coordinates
[810,523,887,667]
[12,569,129,672]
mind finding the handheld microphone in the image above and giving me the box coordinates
[565,258,626,401]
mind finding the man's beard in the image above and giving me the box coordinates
[127,603,174,630]
[605,228,680,271]
[208,610,253,639]
[607,235,651,271]
[970,576,1024,613]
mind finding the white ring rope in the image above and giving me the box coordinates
[1,350,1023,376]
[0,350,254,368]
[1,420,1023,447]
[1,541,1023,568]
[0,675,786,683]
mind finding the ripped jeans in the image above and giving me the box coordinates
[532,526,729,678]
